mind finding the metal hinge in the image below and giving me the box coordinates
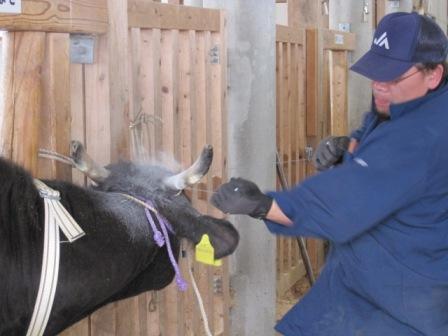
[305,145,314,162]
[70,34,95,64]
[209,45,220,64]
[213,275,223,294]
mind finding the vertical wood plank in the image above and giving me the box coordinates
[285,42,292,187]
[289,42,298,187]
[322,49,330,137]
[160,29,176,157]
[84,34,111,167]
[160,28,182,336]
[87,34,115,336]
[153,28,163,159]
[329,51,348,136]
[147,291,161,336]
[306,29,318,137]
[129,27,142,160]
[210,10,228,334]
[276,41,285,277]
[297,41,306,183]
[178,29,197,336]
[108,0,130,161]
[11,32,46,175]
[136,28,157,159]
[70,63,87,186]
[38,33,71,181]
[191,29,207,335]
[0,32,15,159]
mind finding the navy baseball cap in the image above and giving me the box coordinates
[351,12,448,82]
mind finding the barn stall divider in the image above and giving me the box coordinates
[0,1,228,335]
[304,28,355,272]
[275,23,355,296]
[275,24,307,296]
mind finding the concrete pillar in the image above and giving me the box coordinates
[329,0,375,132]
[203,1,277,335]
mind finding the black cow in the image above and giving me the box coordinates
[0,141,239,335]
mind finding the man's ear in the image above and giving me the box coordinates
[426,64,444,90]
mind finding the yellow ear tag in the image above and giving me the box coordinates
[195,234,222,266]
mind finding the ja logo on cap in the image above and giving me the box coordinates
[374,32,390,50]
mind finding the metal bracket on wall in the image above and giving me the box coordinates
[70,34,95,64]
[363,0,370,23]
[322,0,329,16]
[209,45,220,64]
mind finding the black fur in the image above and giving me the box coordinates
[0,157,239,335]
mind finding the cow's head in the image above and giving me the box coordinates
[43,141,239,259]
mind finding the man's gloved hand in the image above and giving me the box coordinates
[211,177,273,219]
[313,136,350,171]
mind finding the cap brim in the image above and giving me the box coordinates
[350,50,414,82]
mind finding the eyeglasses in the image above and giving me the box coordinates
[386,69,422,85]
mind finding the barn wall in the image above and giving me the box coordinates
[0,1,230,335]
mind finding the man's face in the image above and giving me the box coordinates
[371,65,441,116]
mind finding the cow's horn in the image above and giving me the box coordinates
[70,141,110,183]
[164,145,213,190]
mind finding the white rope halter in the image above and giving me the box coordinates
[26,180,85,336]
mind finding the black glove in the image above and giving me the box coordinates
[313,136,350,171]
[211,177,273,219]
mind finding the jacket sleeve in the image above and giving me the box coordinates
[264,129,432,243]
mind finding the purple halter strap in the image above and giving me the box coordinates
[144,199,187,291]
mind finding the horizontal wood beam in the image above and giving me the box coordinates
[276,25,305,44]
[322,29,355,51]
[128,1,220,31]
[0,0,108,34]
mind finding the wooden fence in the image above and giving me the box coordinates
[0,1,228,335]
[275,26,355,295]
[275,24,307,296]
[304,28,355,273]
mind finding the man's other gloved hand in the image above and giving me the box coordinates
[211,177,273,219]
[313,136,350,171]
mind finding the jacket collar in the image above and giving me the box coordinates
[389,79,448,120]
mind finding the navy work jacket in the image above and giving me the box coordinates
[265,82,448,336]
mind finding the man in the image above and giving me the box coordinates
[212,12,448,336]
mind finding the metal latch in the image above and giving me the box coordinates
[70,34,95,64]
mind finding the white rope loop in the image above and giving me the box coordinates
[26,180,85,336]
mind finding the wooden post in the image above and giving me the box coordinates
[108,0,130,162]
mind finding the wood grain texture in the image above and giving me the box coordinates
[0,0,108,34]
[128,1,220,32]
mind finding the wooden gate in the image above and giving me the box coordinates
[275,24,307,296]
[275,26,355,295]
[0,1,229,335]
